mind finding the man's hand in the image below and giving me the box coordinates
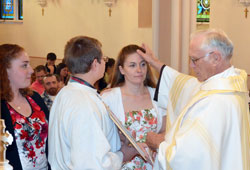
[48,65,54,74]
[146,132,165,151]
[120,141,138,162]
[136,43,164,72]
[119,131,138,162]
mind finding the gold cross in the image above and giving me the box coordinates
[109,8,112,17]
[244,8,249,18]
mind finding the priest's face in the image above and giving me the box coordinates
[189,36,216,82]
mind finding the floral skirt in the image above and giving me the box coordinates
[122,156,152,170]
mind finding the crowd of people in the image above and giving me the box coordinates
[0,28,249,170]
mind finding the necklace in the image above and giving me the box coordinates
[9,95,26,111]
[8,102,22,110]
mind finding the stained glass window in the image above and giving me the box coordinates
[0,0,14,19]
[197,0,210,22]
[0,0,23,20]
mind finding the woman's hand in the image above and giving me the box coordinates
[146,132,165,151]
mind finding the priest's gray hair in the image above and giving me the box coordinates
[191,29,234,60]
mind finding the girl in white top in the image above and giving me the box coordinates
[102,44,166,170]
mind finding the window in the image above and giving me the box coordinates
[197,0,210,22]
[0,0,23,21]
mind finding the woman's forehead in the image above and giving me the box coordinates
[125,53,144,62]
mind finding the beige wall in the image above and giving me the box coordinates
[1,0,249,76]
[210,0,250,74]
[0,0,152,61]
[29,56,62,69]
[157,0,171,66]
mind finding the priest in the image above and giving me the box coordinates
[137,29,250,170]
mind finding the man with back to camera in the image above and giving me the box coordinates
[41,74,60,111]
[137,29,250,170]
[48,36,123,170]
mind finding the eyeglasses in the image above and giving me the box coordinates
[190,51,214,65]
[102,56,109,63]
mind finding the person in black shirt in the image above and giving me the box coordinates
[45,52,57,74]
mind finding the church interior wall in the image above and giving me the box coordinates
[1,0,250,83]
[0,0,152,66]
[210,0,250,74]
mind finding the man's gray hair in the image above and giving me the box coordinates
[192,29,234,60]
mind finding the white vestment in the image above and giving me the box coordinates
[48,82,123,170]
[154,66,250,170]
[101,87,166,133]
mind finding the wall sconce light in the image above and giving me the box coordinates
[104,0,116,17]
[37,0,47,16]
[239,0,250,18]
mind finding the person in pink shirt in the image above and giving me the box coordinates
[30,65,47,95]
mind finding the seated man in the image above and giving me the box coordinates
[41,74,60,111]
[45,52,57,74]
[30,65,46,95]
[48,36,123,170]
